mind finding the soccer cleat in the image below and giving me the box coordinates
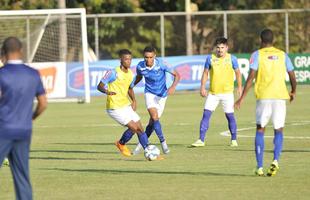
[230,140,238,147]
[161,140,170,154]
[191,139,205,147]
[254,167,264,176]
[2,158,9,167]
[267,160,279,177]
[132,143,143,155]
[115,141,131,157]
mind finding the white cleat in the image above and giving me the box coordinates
[191,139,205,147]
[132,143,143,155]
[161,140,170,154]
[230,140,238,147]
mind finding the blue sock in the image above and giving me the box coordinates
[274,130,283,161]
[145,123,154,138]
[255,131,265,168]
[153,120,165,143]
[119,129,134,145]
[137,132,149,149]
[199,109,212,141]
[225,113,237,140]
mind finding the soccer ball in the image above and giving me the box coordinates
[144,145,160,161]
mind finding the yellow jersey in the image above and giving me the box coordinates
[104,66,133,109]
[208,53,238,94]
[253,47,290,99]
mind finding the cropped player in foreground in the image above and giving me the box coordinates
[191,37,242,147]
[0,37,47,200]
[97,49,151,157]
[132,46,180,155]
[235,29,297,176]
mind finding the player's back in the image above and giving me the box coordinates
[0,62,43,139]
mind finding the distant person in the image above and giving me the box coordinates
[191,37,242,147]
[132,46,180,155]
[97,49,151,157]
[0,37,47,200]
[235,29,297,176]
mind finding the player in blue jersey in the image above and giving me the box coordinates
[97,49,151,157]
[191,37,242,147]
[132,46,180,155]
[0,37,47,200]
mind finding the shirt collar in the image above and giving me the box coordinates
[144,59,157,70]
[7,60,23,64]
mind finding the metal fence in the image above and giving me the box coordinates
[86,9,310,59]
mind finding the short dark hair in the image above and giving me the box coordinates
[260,28,273,44]
[214,37,228,46]
[118,49,132,57]
[1,37,22,56]
[143,46,156,53]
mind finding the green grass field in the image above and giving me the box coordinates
[1,86,310,200]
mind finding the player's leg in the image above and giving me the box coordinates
[0,138,13,167]
[267,100,286,176]
[9,139,32,200]
[222,93,238,146]
[255,100,272,176]
[192,93,219,147]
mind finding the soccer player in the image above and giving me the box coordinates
[0,37,47,200]
[97,49,150,157]
[235,28,297,176]
[191,37,242,147]
[132,46,180,155]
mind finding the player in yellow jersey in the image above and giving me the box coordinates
[235,29,297,176]
[97,49,150,157]
[191,37,242,147]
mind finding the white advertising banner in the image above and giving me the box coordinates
[29,62,66,98]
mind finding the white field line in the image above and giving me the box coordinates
[220,121,310,139]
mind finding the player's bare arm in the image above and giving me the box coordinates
[167,70,180,95]
[200,68,209,97]
[33,94,47,120]
[128,87,137,111]
[134,74,143,86]
[288,70,297,102]
[234,68,243,97]
[97,82,116,95]
[235,69,256,109]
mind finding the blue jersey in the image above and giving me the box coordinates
[136,58,172,97]
[0,61,45,139]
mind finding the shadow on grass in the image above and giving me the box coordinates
[43,167,252,177]
[52,142,115,146]
[31,150,116,154]
[30,156,99,161]
[227,149,310,153]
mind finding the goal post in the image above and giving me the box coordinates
[0,8,91,103]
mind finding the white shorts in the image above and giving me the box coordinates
[256,100,286,129]
[204,93,234,113]
[145,92,167,118]
[107,105,140,126]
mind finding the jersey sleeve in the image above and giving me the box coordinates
[136,63,142,76]
[204,55,212,69]
[100,70,117,84]
[35,71,46,96]
[231,55,239,70]
[285,53,294,72]
[249,51,259,71]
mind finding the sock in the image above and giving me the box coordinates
[153,120,165,143]
[119,129,134,145]
[274,130,283,161]
[137,132,149,149]
[199,109,212,141]
[255,131,265,168]
[225,113,237,140]
[145,123,154,138]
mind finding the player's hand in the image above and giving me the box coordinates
[131,100,137,111]
[200,88,207,97]
[106,90,116,95]
[289,91,296,103]
[167,87,176,95]
[234,98,243,110]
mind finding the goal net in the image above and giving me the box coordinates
[0,8,90,103]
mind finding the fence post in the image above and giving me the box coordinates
[26,17,30,62]
[95,15,99,59]
[160,14,165,57]
[285,11,289,53]
[223,12,228,38]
